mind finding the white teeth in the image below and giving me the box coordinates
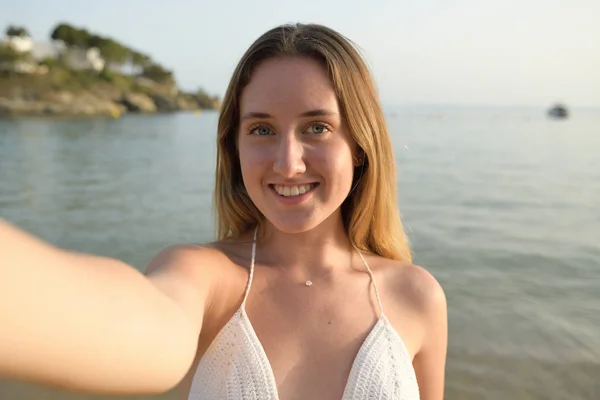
[274,184,314,197]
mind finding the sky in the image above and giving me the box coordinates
[2,0,599,108]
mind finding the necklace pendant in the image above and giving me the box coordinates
[305,280,313,287]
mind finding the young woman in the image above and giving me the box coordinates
[0,23,447,399]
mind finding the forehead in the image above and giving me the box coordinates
[240,57,339,116]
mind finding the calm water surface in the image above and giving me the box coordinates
[1,107,599,399]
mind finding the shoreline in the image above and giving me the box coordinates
[0,90,219,119]
[0,108,213,120]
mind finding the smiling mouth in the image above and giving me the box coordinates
[270,183,319,197]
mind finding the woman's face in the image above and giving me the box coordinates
[237,56,357,234]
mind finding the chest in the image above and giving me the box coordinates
[242,279,381,399]
[188,308,419,400]
[187,265,421,400]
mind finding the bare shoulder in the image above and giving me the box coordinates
[143,242,245,329]
[373,258,446,314]
[371,260,448,397]
[369,257,447,367]
[145,242,232,280]
[145,233,255,276]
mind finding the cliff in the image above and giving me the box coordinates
[0,23,221,118]
[0,67,220,117]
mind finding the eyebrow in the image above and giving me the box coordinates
[240,109,339,121]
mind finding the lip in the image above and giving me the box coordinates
[268,183,319,204]
[268,182,318,187]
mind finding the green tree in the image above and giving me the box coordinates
[6,26,29,37]
[46,22,180,82]
[50,24,131,68]
[87,34,104,48]
[50,23,71,42]
[140,63,174,83]
[89,36,129,66]
[130,51,151,68]
[103,41,129,66]
[50,23,90,48]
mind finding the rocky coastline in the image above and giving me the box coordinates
[0,80,219,118]
[1,22,221,118]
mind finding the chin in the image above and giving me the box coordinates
[264,214,325,235]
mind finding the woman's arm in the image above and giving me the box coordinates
[0,219,205,395]
[412,267,448,400]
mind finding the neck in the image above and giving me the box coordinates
[257,213,354,277]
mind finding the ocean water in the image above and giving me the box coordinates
[0,107,599,399]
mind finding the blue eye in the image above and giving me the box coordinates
[257,126,271,136]
[250,125,273,136]
[307,123,329,134]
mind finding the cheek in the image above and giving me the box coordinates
[314,143,354,178]
[238,144,270,181]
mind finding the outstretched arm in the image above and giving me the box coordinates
[0,219,203,395]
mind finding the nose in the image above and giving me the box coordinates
[272,133,306,178]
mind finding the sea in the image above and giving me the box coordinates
[1,106,599,399]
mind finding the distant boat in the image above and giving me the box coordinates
[547,104,568,119]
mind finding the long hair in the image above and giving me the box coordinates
[214,23,412,263]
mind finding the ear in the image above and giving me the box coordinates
[353,150,365,167]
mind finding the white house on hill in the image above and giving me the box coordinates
[30,41,66,60]
[3,34,33,53]
[62,47,105,71]
[3,30,106,73]
[30,41,105,72]
[0,33,47,74]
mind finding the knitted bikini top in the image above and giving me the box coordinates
[188,230,420,400]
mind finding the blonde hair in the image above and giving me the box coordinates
[214,23,412,263]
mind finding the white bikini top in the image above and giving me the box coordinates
[188,229,420,399]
